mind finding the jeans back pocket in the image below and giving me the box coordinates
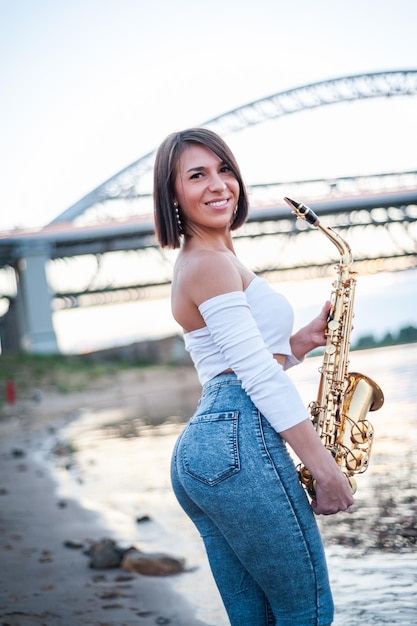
[181,411,240,486]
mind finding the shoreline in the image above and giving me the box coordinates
[2,351,417,625]
[0,365,209,626]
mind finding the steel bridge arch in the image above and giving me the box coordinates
[52,69,417,224]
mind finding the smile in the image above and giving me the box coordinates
[206,199,229,208]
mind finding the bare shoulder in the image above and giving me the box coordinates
[175,249,243,306]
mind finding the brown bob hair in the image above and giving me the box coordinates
[153,127,249,249]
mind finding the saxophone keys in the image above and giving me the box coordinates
[345,448,365,472]
[325,344,337,354]
[297,466,317,498]
[298,465,312,485]
[327,319,339,331]
[350,420,371,444]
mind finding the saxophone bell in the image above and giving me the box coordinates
[345,372,384,416]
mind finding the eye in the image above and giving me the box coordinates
[190,171,204,179]
[220,164,233,174]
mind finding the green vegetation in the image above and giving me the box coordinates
[352,325,417,351]
[0,325,415,397]
[0,352,153,395]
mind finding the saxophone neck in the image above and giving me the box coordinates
[316,222,353,267]
[284,197,353,266]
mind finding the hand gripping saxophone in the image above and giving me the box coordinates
[284,197,384,498]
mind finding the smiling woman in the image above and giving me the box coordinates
[153,128,249,250]
[173,145,240,239]
[151,127,357,626]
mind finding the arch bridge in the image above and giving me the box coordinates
[0,70,416,353]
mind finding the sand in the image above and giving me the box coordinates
[0,365,208,626]
[3,353,417,625]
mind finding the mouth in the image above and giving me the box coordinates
[206,199,229,209]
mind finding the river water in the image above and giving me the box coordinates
[53,344,417,625]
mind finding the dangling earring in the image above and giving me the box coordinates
[173,201,182,233]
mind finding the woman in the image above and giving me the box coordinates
[153,128,353,626]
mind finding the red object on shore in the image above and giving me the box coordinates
[6,380,15,405]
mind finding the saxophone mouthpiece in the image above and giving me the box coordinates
[284,197,319,226]
[283,197,300,210]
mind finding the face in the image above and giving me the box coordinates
[173,144,240,233]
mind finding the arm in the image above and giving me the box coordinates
[199,291,309,432]
[280,419,354,514]
[183,253,308,432]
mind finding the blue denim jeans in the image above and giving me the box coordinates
[171,373,334,626]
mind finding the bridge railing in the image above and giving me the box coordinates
[248,170,417,208]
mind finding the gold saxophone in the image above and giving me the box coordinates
[284,197,384,498]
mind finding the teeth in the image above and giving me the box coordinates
[208,200,227,207]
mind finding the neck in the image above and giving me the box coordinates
[183,230,235,254]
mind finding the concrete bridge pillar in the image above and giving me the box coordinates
[13,242,59,354]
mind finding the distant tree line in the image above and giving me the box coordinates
[352,325,417,351]
[308,324,417,357]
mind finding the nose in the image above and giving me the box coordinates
[208,171,227,192]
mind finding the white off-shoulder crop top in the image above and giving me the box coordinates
[184,276,300,385]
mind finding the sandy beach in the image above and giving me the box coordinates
[1,347,417,626]
[0,364,208,626]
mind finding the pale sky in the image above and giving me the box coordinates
[1,0,417,231]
